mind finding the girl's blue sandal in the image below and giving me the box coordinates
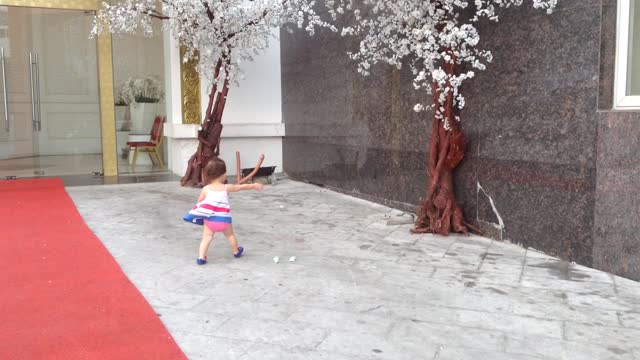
[234,247,244,258]
[196,256,208,265]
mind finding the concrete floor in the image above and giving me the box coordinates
[67,180,640,360]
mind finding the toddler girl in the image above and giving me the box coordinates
[183,157,263,265]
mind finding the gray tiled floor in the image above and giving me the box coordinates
[67,180,640,360]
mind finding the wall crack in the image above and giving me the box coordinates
[477,181,505,231]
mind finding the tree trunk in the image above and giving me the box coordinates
[412,61,476,236]
[180,58,230,187]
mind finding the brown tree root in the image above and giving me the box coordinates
[180,59,229,187]
[412,61,479,236]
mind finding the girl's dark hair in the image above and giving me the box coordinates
[204,157,226,182]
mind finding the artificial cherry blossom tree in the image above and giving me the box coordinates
[92,0,334,186]
[329,0,557,235]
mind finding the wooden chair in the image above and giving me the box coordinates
[127,116,165,170]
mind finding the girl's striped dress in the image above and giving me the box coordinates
[183,188,232,226]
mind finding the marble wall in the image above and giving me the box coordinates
[593,0,640,280]
[282,1,640,280]
[595,112,640,280]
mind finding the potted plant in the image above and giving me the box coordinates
[114,91,131,131]
[121,76,164,134]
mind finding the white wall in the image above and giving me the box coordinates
[164,29,284,177]
[199,31,282,125]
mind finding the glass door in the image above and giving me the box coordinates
[0,6,33,178]
[0,6,102,178]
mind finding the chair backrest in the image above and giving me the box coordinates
[150,116,165,146]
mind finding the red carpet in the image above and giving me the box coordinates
[0,178,186,359]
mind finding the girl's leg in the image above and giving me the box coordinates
[198,225,214,260]
[223,224,240,254]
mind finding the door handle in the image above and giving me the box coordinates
[29,52,41,131]
[1,48,8,132]
[33,53,41,131]
[29,52,36,131]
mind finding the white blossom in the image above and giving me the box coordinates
[329,0,558,124]
[93,0,558,128]
[118,75,164,104]
[92,0,337,87]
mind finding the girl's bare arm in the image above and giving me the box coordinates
[226,183,264,193]
[197,187,208,202]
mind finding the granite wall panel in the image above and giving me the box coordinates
[594,112,640,280]
[591,0,640,280]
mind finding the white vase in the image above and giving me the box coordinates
[129,102,158,134]
[114,105,130,131]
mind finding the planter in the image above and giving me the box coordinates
[115,105,131,131]
[241,166,277,183]
[116,130,131,164]
[129,102,158,134]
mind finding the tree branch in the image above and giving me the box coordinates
[149,13,170,20]
[203,1,215,22]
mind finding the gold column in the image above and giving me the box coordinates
[97,32,117,177]
[180,46,202,125]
